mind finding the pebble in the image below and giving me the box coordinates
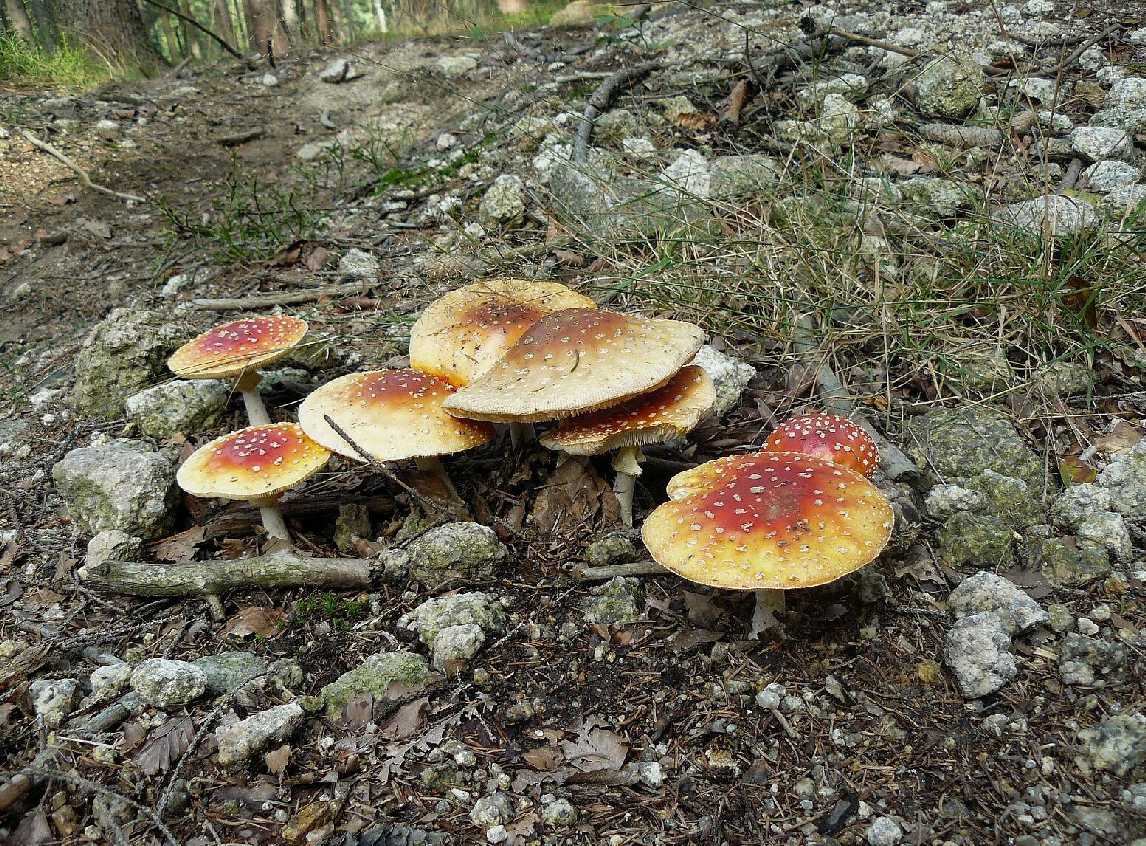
[867,815,904,846]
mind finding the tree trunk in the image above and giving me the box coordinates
[3,0,34,40]
[211,0,237,57]
[48,0,158,67]
[313,0,333,44]
[277,0,298,44]
[243,0,286,58]
[178,0,203,59]
[23,0,56,48]
[370,0,387,33]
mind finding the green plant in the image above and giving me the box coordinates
[0,33,118,89]
[291,593,370,629]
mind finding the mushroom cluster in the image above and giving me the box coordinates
[167,283,893,639]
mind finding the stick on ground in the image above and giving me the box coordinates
[573,61,659,164]
[19,130,146,204]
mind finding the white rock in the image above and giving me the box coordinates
[925,485,985,519]
[89,663,132,699]
[479,174,526,226]
[215,702,304,765]
[438,55,479,78]
[1023,0,1054,16]
[130,658,207,707]
[1082,161,1139,193]
[1070,126,1132,160]
[621,136,658,160]
[338,248,379,278]
[28,678,78,728]
[690,345,754,416]
[867,815,904,846]
[260,73,278,87]
[948,571,1047,634]
[125,380,230,439]
[660,150,711,198]
[1075,511,1134,562]
[85,530,142,568]
[1103,184,1146,213]
[1105,77,1146,111]
[993,194,1098,238]
[94,119,120,140]
[944,612,1017,698]
[319,58,352,83]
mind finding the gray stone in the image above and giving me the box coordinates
[818,94,860,143]
[1030,360,1092,395]
[1024,531,1111,587]
[584,532,639,566]
[1047,603,1074,633]
[1012,76,1058,104]
[1059,632,1128,686]
[437,55,478,78]
[691,345,754,416]
[1097,439,1146,517]
[407,523,507,589]
[88,664,132,701]
[904,406,1043,489]
[1082,160,1140,193]
[259,73,278,87]
[1105,77,1146,111]
[1051,484,1112,528]
[866,816,903,846]
[319,58,352,83]
[338,248,379,278]
[948,571,1047,634]
[399,591,506,668]
[53,439,177,539]
[124,379,229,439]
[94,119,120,140]
[755,682,785,711]
[1070,126,1132,160]
[661,150,710,198]
[710,155,781,200]
[937,512,1014,569]
[620,137,657,160]
[29,678,78,728]
[944,612,1017,698]
[1077,713,1146,776]
[192,652,269,694]
[919,123,1003,149]
[131,658,207,707]
[215,702,305,765]
[797,73,868,109]
[319,651,430,716]
[1089,107,1146,133]
[471,792,513,828]
[479,174,526,227]
[71,308,186,420]
[85,530,142,568]
[915,54,984,118]
[962,470,1043,528]
[1075,510,1133,562]
[1103,184,1146,213]
[925,485,986,519]
[583,576,643,624]
[431,624,486,671]
[993,194,1099,238]
[541,797,578,827]
[594,109,641,145]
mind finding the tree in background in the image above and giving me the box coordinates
[48,0,158,67]
[1,0,34,39]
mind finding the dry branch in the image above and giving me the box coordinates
[192,281,371,310]
[573,61,659,164]
[78,551,376,597]
[140,0,242,58]
[19,130,146,204]
[575,560,672,581]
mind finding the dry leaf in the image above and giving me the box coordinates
[379,697,428,741]
[265,743,291,775]
[0,542,19,573]
[561,726,628,773]
[676,111,717,131]
[135,717,194,776]
[723,78,752,123]
[304,245,331,271]
[669,627,724,652]
[523,746,564,771]
[1093,420,1141,456]
[221,606,284,638]
[1058,455,1097,486]
[152,526,206,562]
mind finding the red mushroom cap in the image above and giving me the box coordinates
[168,315,308,379]
[176,423,330,501]
[761,413,879,478]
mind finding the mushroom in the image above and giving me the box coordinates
[176,422,331,545]
[167,315,308,426]
[443,308,705,424]
[409,279,596,446]
[641,451,893,637]
[540,365,716,527]
[761,412,879,477]
[297,369,494,500]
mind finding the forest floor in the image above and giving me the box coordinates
[1,1,1145,845]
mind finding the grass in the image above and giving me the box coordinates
[0,34,118,89]
[291,592,370,629]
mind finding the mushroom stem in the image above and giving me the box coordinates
[509,422,535,449]
[256,502,291,543]
[611,445,644,528]
[414,455,459,501]
[750,589,786,639]
[235,370,271,426]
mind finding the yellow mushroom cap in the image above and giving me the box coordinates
[176,423,330,501]
[167,315,308,379]
[762,412,879,478]
[297,369,494,462]
[443,308,705,423]
[642,451,893,591]
[539,366,715,455]
[410,279,597,387]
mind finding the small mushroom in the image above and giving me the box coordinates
[444,308,705,423]
[176,422,330,544]
[642,451,893,637]
[761,412,879,477]
[540,366,716,527]
[297,369,494,499]
[167,315,308,426]
[410,279,596,447]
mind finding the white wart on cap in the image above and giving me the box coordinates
[298,369,494,462]
[642,451,893,590]
[443,308,705,423]
[177,423,330,501]
[410,279,596,387]
[762,413,879,478]
[168,316,308,379]
[540,366,715,455]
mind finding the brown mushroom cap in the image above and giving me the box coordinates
[176,423,330,501]
[443,308,705,423]
[642,451,893,590]
[762,413,879,478]
[539,366,715,455]
[410,279,597,387]
[297,369,494,462]
[167,316,308,379]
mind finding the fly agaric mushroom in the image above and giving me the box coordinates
[177,422,330,544]
[297,369,494,497]
[167,316,308,426]
[540,365,715,527]
[641,451,893,637]
[410,279,597,447]
[443,308,705,424]
[761,413,879,478]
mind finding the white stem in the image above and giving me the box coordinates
[509,422,535,449]
[613,471,636,527]
[236,371,271,426]
[415,455,459,500]
[259,505,291,541]
[750,589,786,639]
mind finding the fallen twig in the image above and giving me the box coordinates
[575,559,672,581]
[322,415,437,512]
[573,61,659,164]
[19,130,146,204]
[192,281,371,310]
[140,0,242,58]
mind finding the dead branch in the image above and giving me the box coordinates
[19,130,146,204]
[573,61,659,164]
[192,281,371,310]
[140,0,242,58]
[575,560,672,581]
[77,550,376,597]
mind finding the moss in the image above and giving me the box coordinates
[1023,534,1111,587]
[963,470,1044,529]
[904,407,1044,491]
[583,576,643,625]
[937,512,1015,569]
[320,651,430,716]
